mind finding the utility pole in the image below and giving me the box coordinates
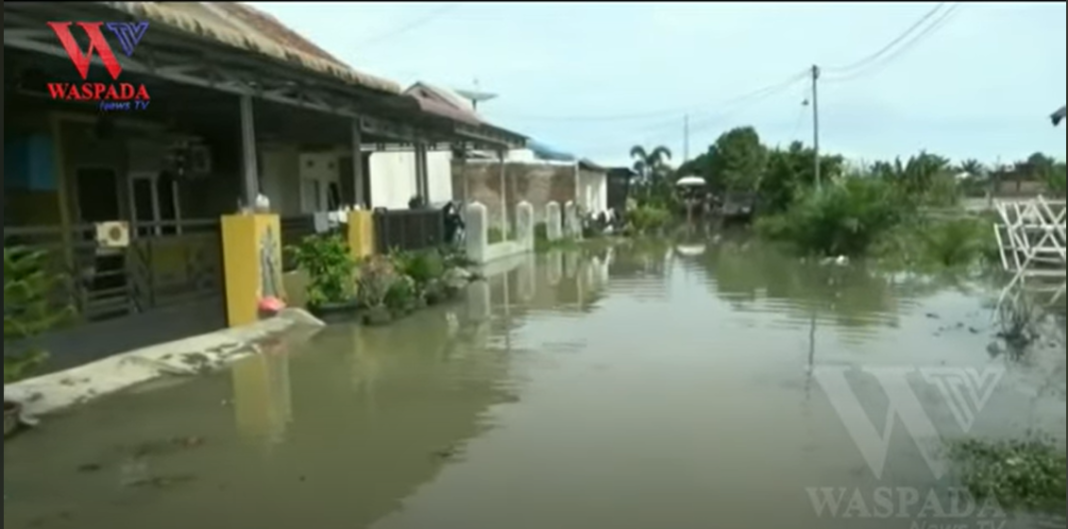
[683,114,690,163]
[811,64,821,190]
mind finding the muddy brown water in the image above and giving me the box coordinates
[4,238,1065,529]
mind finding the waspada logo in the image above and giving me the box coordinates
[47,21,151,111]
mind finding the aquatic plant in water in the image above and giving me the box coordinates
[947,436,1066,512]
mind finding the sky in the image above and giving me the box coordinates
[248,2,1066,168]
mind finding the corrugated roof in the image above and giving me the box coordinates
[405,82,482,125]
[100,2,401,94]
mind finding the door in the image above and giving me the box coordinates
[130,172,181,236]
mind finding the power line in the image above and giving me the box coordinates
[356,4,461,49]
[492,69,810,123]
[823,3,949,76]
[824,4,961,83]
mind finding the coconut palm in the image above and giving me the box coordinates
[629,145,672,183]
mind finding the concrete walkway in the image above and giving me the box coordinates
[4,309,325,417]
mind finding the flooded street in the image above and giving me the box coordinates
[5,238,1065,529]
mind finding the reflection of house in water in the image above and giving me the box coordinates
[231,342,293,449]
[528,251,610,311]
[248,307,519,528]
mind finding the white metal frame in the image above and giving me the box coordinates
[993,196,1066,309]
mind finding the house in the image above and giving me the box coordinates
[454,141,609,228]
[3,1,523,369]
[361,82,527,209]
[1053,106,1066,127]
[605,167,637,211]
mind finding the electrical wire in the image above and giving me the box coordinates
[356,4,461,49]
[822,3,949,76]
[824,4,962,83]
[493,68,811,123]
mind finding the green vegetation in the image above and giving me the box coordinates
[4,247,71,384]
[948,437,1066,512]
[286,234,355,308]
[625,124,1060,266]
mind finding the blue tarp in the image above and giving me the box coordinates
[527,140,576,162]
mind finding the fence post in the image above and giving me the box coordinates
[564,201,581,239]
[546,201,562,241]
[516,201,535,251]
[465,201,488,263]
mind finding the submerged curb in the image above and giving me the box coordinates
[3,309,325,418]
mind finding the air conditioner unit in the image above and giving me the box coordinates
[95,221,130,249]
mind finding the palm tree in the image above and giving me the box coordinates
[629,145,672,183]
[958,159,986,178]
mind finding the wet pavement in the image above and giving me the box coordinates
[4,236,1065,529]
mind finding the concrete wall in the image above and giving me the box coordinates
[368,150,453,209]
[577,169,608,214]
[453,161,578,227]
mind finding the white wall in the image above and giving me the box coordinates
[260,145,302,216]
[369,150,453,209]
[578,171,608,214]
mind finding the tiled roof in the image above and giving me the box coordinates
[101,2,401,94]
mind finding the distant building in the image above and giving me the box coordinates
[1053,106,1066,127]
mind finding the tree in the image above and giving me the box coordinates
[706,127,768,193]
[629,145,673,183]
[760,142,844,214]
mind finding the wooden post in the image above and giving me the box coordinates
[239,94,258,209]
[351,119,365,208]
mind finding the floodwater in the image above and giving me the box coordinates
[5,236,1066,529]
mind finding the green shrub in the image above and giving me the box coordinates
[534,222,548,240]
[629,205,672,233]
[391,250,444,287]
[917,217,997,267]
[5,247,71,384]
[759,178,902,257]
[286,234,355,308]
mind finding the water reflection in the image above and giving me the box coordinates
[3,241,1064,529]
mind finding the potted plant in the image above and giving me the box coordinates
[5,246,69,438]
[384,275,418,318]
[393,250,445,305]
[287,234,358,322]
[356,256,397,325]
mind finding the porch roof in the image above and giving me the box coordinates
[102,2,402,95]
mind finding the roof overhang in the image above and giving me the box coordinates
[4,2,528,148]
[1053,106,1066,127]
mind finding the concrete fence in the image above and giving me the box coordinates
[464,200,535,264]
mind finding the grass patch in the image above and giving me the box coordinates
[947,437,1066,512]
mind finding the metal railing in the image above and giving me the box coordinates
[4,219,223,323]
[373,208,446,254]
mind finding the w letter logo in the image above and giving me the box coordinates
[47,21,149,80]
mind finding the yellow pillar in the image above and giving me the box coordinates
[347,210,375,260]
[221,214,284,327]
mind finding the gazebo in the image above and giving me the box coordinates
[1053,106,1066,127]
